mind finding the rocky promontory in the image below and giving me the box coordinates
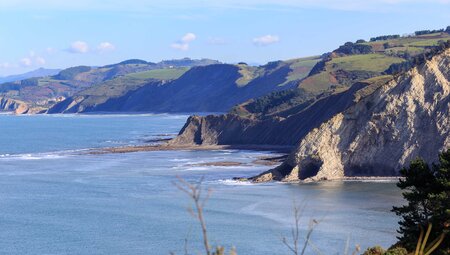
[252,49,450,182]
[171,48,450,182]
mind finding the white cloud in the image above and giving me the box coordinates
[67,41,89,54]
[20,57,33,67]
[17,51,47,68]
[252,35,280,46]
[0,62,14,69]
[171,33,196,51]
[170,43,190,51]
[35,57,46,65]
[46,47,57,54]
[181,33,196,43]
[97,42,115,52]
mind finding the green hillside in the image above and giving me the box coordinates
[233,29,450,117]
[126,67,189,80]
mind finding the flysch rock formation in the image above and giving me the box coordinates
[252,49,450,182]
[0,97,29,114]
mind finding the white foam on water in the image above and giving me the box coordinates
[169,158,190,162]
[344,179,398,183]
[213,179,255,186]
[0,148,88,161]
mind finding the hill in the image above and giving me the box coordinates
[0,68,61,84]
[170,28,450,180]
[0,58,219,113]
[172,30,450,146]
[48,57,319,113]
[252,47,450,182]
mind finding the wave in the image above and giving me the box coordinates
[0,148,88,161]
[346,179,398,183]
[43,113,190,118]
[0,153,66,161]
[213,179,255,186]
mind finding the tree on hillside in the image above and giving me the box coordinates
[392,149,450,254]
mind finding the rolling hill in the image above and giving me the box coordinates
[0,58,219,113]
[47,57,319,113]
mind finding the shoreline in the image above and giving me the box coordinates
[87,143,402,183]
[88,143,295,154]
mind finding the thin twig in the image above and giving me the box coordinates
[174,176,211,255]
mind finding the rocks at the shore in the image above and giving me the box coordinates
[170,49,450,182]
[170,80,385,147]
[251,49,450,182]
[0,97,29,114]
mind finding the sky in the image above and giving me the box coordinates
[0,0,449,76]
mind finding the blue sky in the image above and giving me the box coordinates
[0,0,449,76]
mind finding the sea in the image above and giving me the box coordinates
[0,113,403,255]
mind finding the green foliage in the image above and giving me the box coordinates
[55,66,91,80]
[364,246,408,255]
[329,54,404,72]
[334,42,373,55]
[363,246,386,255]
[240,88,308,115]
[384,247,408,255]
[392,149,450,254]
[415,29,445,36]
[20,78,39,86]
[370,34,400,42]
[386,40,450,75]
[126,67,189,80]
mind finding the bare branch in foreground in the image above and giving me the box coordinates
[174,176,212,255]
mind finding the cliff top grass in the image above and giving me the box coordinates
[126,67,189,80]
[330,54,405,72]
[235,57,319,87]
[78,76,152,97]
[284,56,321,83]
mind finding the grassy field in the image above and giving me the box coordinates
[236,65,258,86]
[300,72,336,92]
[79,76,151,97]
[384,46,424,55]
[330,54,405,72]
[126,67,189,80]
[404,38,449,47]
[285,56,321,82]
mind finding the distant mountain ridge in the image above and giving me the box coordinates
[48,57,319,113]
[0,68,61,84]
[0,58,221,113]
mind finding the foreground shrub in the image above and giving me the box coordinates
[363,246,386,255]
[384,247,408,255]
[392,149,450,254]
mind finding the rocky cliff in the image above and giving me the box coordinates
[0,97,29,114]
[252,49,450,182]
[170,77,391,146]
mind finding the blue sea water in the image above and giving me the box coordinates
[0,114,403,255]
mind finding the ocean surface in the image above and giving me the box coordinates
[0,114,403,255]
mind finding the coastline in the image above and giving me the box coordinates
[88,143,295,154]
[87,141,402,183]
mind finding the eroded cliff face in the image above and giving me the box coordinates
[253,49,450,182]
[171,79,389,147]
[0,97,29,114]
